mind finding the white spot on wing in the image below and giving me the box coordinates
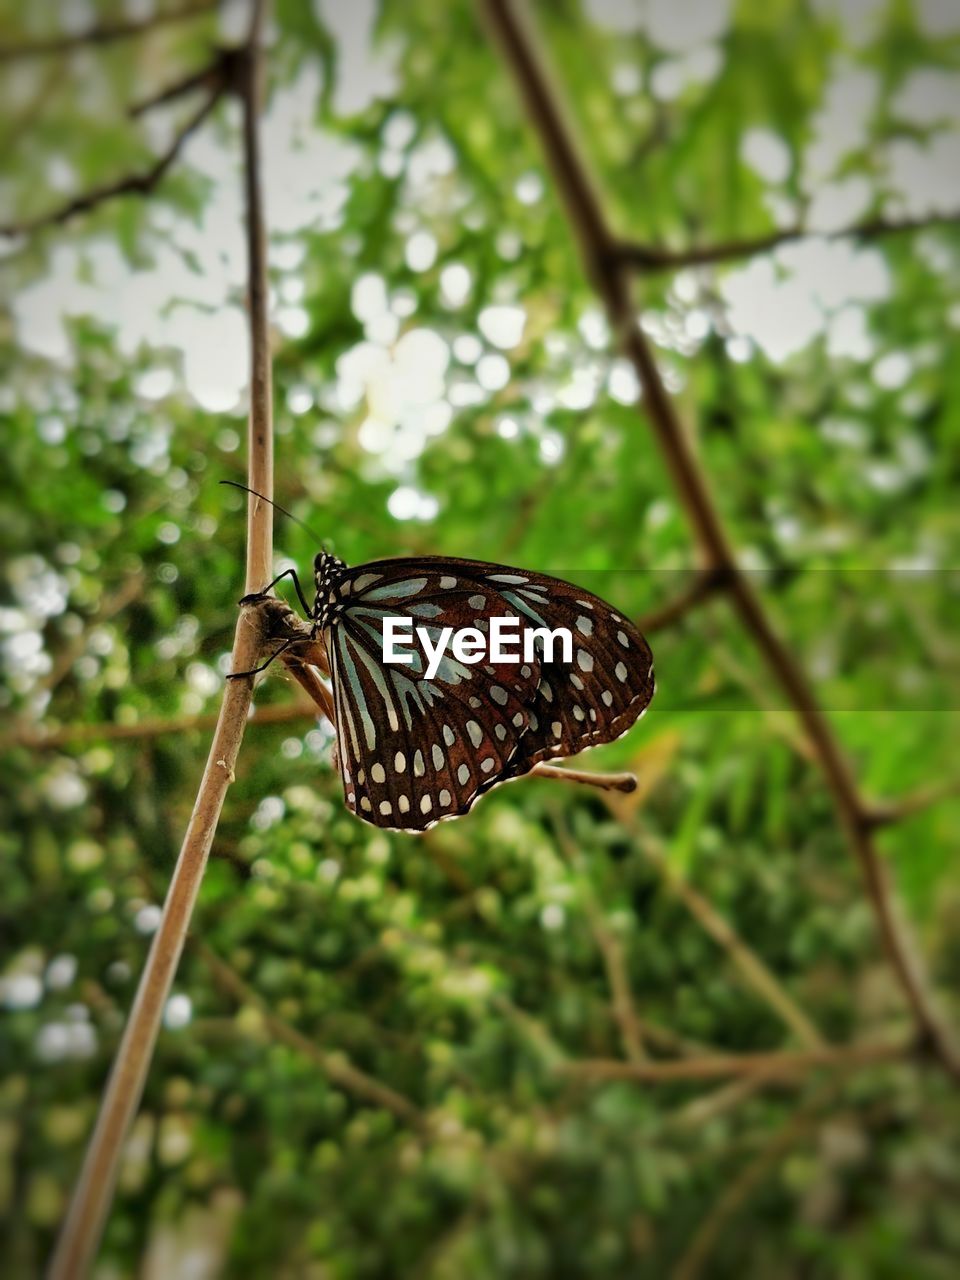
[371,763,386,784]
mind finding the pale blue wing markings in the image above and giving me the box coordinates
[500,590,549,629]
[347,627,401,733]
[406,603,444,619]
[340,631,377,750]
[389,668,428,732]
[431,654,473,686]
[349,611,426,676]
[361,578,429,601]
[351,573,383,592]
[330,627,361,770]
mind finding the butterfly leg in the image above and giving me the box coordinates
[239,568,313,619]
[226,636,300,680]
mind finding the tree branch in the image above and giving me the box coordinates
[480,0,960,1080]
[39,569,145,696]
[635,568,730,635]
[865,775,960,829]
[3,699,315,751]
[610,209,960,274]
[551,809,647,1061]
[0,0,222,62]
[670,1089,835,1280]
[559,1039,909,1084]
[129,52,235,118]
[195,943,423,1124]
[632,827,826,1050]
[46,6,275,1277]
[0,84,224,238]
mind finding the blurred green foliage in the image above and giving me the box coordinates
[1,1,960,1277]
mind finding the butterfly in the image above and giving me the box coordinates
[239,546,655,834]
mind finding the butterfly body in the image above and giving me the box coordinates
[287,552,654,833]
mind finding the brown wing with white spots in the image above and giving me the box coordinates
[324,565,542,832]
[497,580,654,778]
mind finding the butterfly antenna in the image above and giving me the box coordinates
[219,480,324,545]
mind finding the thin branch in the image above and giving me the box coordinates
[611,209,960,274]
[129,53,233,117]
[635,568,728,635]
[865,775,960,828]
[530,762,637,792]
[670,1090,834,1280]
[0,85,224,238]
[560,1039,909,1084]
[3,700,315,751]
[633,827,826,1050]
[480,0,960,1080]
[0,0,221,62]
[551,809,647,1061]
[40,569,145,695]
[47,7,274,1278]
[195,943,423,1124]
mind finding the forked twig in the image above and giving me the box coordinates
[479,0,960,1079]
[0,85,224,238]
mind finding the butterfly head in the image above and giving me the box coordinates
[312,549,346,627]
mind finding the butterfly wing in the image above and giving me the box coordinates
[323,556,654,832]
[323,563,542,832]
[488,574,655,777]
